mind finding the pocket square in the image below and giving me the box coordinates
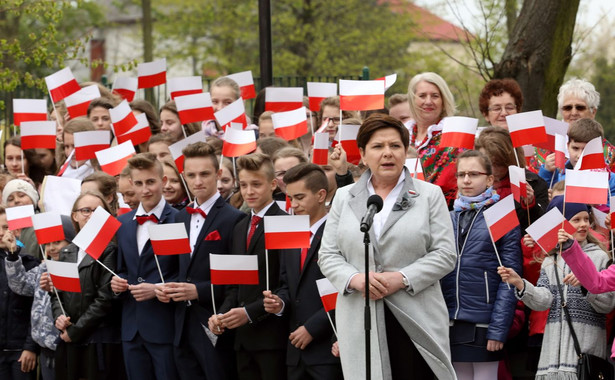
[205,230,221,241]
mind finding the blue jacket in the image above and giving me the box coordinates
[539,160,615,200]
[441,205,522,342]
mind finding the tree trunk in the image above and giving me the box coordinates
[142,0,154,103]
[494,0,579,118]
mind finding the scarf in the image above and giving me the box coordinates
[453,186,500,211]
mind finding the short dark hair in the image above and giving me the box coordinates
[456,149,493,175]
[182,141,219,169]
[127,152,163,177]
[87,97,114,116]
[356,114,410,151]
[256,136,289,157]
[283,163,329,195]
[567,118,604,143]
[478,78,523,116]
[237,153,274,181]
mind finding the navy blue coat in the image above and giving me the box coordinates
[441,205,522,342]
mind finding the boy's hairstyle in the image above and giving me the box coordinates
[119,166,132,179]
[455,149,493,176]
[237,153,274,181]
[127,152,164,177]
[567,118,604,143]
[256,136,290,157]
[475,127,525,169]
[182,141,219,169]
[283,163,329,195]
[272,147,308,165]
[552,180,566,193]
[388,93,409,108]
[147,133,174,147]
[258,111,274,123]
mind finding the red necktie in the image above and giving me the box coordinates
[300,232,313,271]
[246,216,262,249]
[186,206,207,218]
[136,214,158,225]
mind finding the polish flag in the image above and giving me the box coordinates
[109,100,139,136]
[535,117,569,151]
[307,82,337,112]
[265,87,304,112]
[440,116,478,149]
[6,205,35,231]
[96,141,136,176]
[20,121,57,150]
[554,134,567,170]
[272,107,308,141]
[376,73,397,91]
[222,128,256,157]
[148,223,191,255]
[112,76,138,102]
[137,59,166,89]
[64,85,101,119]
[565,170,609,205]
[226,71,256,99]
[264,215,310,249]
[57,150,74,177]
[610,196,615,229]
[483,195,520,242]
[169,130,206,172]
[32,212,64,245]
[333,124,361,165]
[521,145,535,167]
[508,165,527,203]
[117,113,151,146]
[46,261,81,293]
[73,130,110,161]
[12,99,47,126]
[72,206,121,260]
[45,67,81,103]
[176,92,214,124]
[316,278,338,312]
[117,193,132,216]
[214,98,247,130]
[339,79,385,111]
[591,207,609,236]
[405,158,425,180]
[312,132,329,165]
[505,110,547,148]
[525,207,577,253]
[167,76,203,100]
[574,136,605,170]
[210,253,259,285]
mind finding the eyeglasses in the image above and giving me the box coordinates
[488,104,516,113]
[561,104,588,112]
[75,207,95,216]
[325,117,341,124]
[455,171,488,179]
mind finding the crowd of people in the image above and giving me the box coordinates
[0,70,614,380]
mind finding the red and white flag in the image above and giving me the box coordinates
[226,71,256,99]
[96,141,136,176]
[555,134,567,170]
[272,107,308,141]
[214,98,247,130]
[13,99,47,126]
[405,158,425,180]
[20,121,56,150]
[112,76,138,102]
[265,87,304,112]
[222,128,256,157]
[6,205,35,231]
[46,261,81,293]
[210,253,259,285]
[137,59,166,89]
[148,223,191,255]
[610,195,615,229]
[169,130,206,172]
[307,82,337,112]
[312,132,329,165]
[117,193,132,216]
[109,100,138,136]
[521,145,535,167]
[167,76,203,100]
[176,92,214,124]
[45,67,81,103]
[535,117,569,151]
[508,166,527,202]
[376,73,397,91]
[574,136,604,170]
[339,79,385,111]
[264,215,310,249]
[440,116,478,149]
[526,207,577,253]
[483,195,520,242]
[565,170,609,205]
[32,212,64,245]
[117,113,151,146]
[333,124,361,165]
[506,110,547,148]
[316,278,338,312]
[73,130,110,161]
[57,150,74,177]
[72,206,121,260]
[64,85,101,119]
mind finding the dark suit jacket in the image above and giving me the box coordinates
[276,222,339,366]
[219,202,289,351]
[116,202,179,344]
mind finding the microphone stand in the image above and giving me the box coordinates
[363,230,371,380]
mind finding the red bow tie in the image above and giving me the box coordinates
[186,206,207,218]
[136,214,159,225]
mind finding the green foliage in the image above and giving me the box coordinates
[592,57,615,142]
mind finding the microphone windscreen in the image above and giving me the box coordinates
[367,194,384,213]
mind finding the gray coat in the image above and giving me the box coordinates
[318,169,458,380]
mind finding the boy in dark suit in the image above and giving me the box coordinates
[263,163,342,380]
[111,153,179,380]
[208,153,288,380]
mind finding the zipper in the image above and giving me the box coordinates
[454,209,481,319]
[484,271,490,304]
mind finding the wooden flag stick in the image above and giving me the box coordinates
[232,157,237,185]
[549,170,556,189]
[513,148,521,168]
[309,112,314,136]
[153,254,165,284]
[219,152,224,171]
[181,125,188,139]
[526,197,531,227]
[179,174,193,203]
[413,157,420,179]
[326,311,338,339]
[39,244,67,316]
[95,259,120,278]
[485,231,510,289]
[611,230,614,260]
[265,248,270,291]
[210,283,221,333]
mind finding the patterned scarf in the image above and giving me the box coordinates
[453,186,500,211]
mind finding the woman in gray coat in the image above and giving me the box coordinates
[318,114,458,379]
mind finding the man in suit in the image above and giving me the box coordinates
[111,153,179,380]
[263,163,343,380]
[209,152,289,380]
[155,142,246,380]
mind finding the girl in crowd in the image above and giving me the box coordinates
[218,158,237,202]
[61,117,99,180]
[317,96,358,142]
[87,98,114,132]
[147,133,174,162]
[203,76,242,137]
[130,99,161,152]
[4,136,47,187]
[162,160,189,210]
[3,179,41,259]
[81,171,119,216]
[159,100,201,142]
[441,150,521,380]
[498,196,615,379]
[36,148,57,175]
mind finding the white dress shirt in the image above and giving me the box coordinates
[366,170,406,241]
[189,192,221,255]
[133,197,166,254]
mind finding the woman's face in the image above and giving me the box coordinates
[148,142,172,162]
[6,191,34,207]
[569,211,590,242]
[211,85,237,113]
[413,81,443,126]
[51,109,64,142]
[561,96,595,123]
[72,195,104,230]
[217,166,235,199]
[162,165,185,204]
[5,144,27,176]
[89,106,112,131]
[160,110,183,141]
[456,157,494,197]
[359,128,406,184]
[36,149,55,171]
[484,92,517,129]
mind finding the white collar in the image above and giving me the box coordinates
[133,196,166,220]
[194,192,221,215]
[252,201,275,218]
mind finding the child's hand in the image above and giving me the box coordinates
[497,266,524,290]
[522,234,536,248]
[558,228,574,244]
[544,153,556,172]
[563,273,581,287]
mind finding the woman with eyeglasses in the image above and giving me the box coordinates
[479,79,523,130]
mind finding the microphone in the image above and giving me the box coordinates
[360,195,384,232]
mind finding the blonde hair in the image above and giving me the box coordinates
[408,72,456,120]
